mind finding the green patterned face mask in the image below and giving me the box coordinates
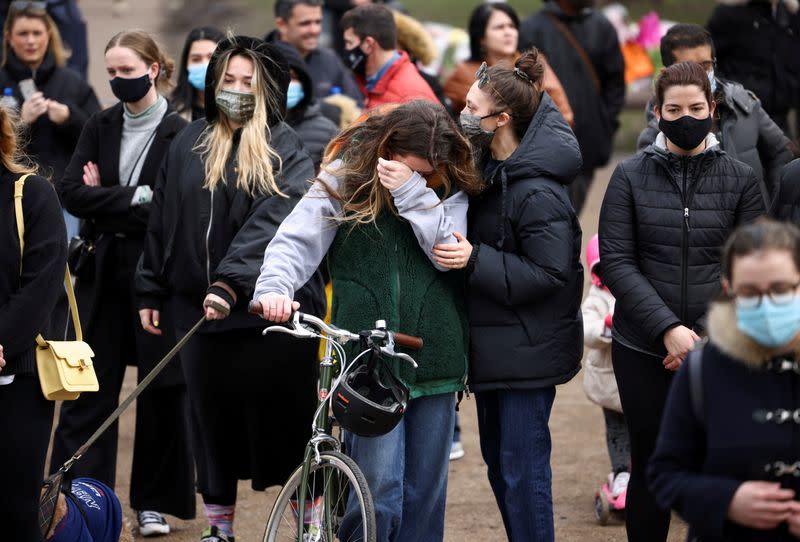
[215,89,255,123]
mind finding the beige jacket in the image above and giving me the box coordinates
[581,284,622,413]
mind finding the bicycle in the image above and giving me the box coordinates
[248,302,422,542]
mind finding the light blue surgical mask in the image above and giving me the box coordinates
[286,81,304,109]
[707,69,717,95]
[736,296,800,348]
[187,63,208,91]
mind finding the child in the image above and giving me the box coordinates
[45,477,131,542]
[582,234,631,500]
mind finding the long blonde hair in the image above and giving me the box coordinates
[194,48,285,197]
[0,105,35,175]
[322,100,482,226]
[2,4,68,68]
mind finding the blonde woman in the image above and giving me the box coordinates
[54,30,193,536]
[136,36,325,542]
[0,100,67,541]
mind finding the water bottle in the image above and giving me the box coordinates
[0,87,19,112]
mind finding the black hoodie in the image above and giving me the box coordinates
[272,42,339,170]
[466,93,584,390]
[136,36,325,332]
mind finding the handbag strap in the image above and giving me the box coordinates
[545,13,602,93]
[14,174,83,342]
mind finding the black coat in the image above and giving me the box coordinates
[519,1,625,170]
[57,102,187,332]
[0,171,66,375]
[638,79,793,207]
[599,139,765,357]
[771,158,800,222]
[136,119,326,334]
[0,52,100,182]
[649,301,800,542]
[708,1,800,124]
[466,93,584,391]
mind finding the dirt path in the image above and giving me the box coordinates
[75,3,689,540]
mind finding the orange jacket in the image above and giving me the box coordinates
[443,56,574,126]
[355,51,438,109]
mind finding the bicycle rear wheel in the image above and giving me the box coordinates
[263,450,376,542]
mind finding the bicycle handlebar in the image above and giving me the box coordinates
[248,300,423,350]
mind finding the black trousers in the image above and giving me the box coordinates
[0,374,54,541]
[611,341,674,542]
[50,241,195,519]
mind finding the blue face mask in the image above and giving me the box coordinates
[736,297,800,348]
[287,81,304,110]
[187,63,208,91]
[708,69,717,95]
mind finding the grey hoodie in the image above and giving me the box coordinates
[254,160,468,301]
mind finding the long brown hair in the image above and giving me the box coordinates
[105,30,175,94]
[322,100,481,226]
[2,4,67,68]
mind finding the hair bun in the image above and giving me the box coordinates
[516,48,545,88]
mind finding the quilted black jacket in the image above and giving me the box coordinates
[599,139,764,356]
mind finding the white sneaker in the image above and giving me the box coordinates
[137,510,170,536]
[449,441,465,461]
[611,472,630,498]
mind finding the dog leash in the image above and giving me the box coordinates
[60,314,207,472]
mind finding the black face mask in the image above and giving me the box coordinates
[342,44,367,77]
[658,115,712,151]
[110,73,152,103]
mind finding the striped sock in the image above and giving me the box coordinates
[204,504,235,538]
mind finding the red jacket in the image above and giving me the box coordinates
[356,51,437,109]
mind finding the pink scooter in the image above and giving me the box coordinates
[594,473,627,525]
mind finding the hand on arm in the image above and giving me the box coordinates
[82,161,100,187]
[432,232,472,269]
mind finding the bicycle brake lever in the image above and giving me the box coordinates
[262,324,317,339]
[380,346,418,368]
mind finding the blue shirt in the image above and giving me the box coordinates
[365,52,401,92]
[50,478,122,542]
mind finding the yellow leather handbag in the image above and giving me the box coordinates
[14,175,98,400]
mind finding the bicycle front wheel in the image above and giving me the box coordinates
[263,450,376,542]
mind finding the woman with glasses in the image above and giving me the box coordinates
[650,218,800,542]
[598,61,765,542]
[0,1,99,240]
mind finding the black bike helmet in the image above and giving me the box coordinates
[332,360,408,437]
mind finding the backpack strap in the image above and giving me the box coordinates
[687,346,705,426]
[14,174,84,342]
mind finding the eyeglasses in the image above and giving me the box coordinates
[9,1,48,12]
[699,59,717,72]
[732,281,800,309]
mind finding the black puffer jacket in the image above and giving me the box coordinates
[0,52,100,182]
[273,42,339,170]
[136,36,325,333]
[519,1,625,170]
[637,78,793,206]
[599,135,765,357]
[771,158,800,222]
[467,93,584,391]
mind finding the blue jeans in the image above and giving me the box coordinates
[476,387,556,542]
[341,393,455,542]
